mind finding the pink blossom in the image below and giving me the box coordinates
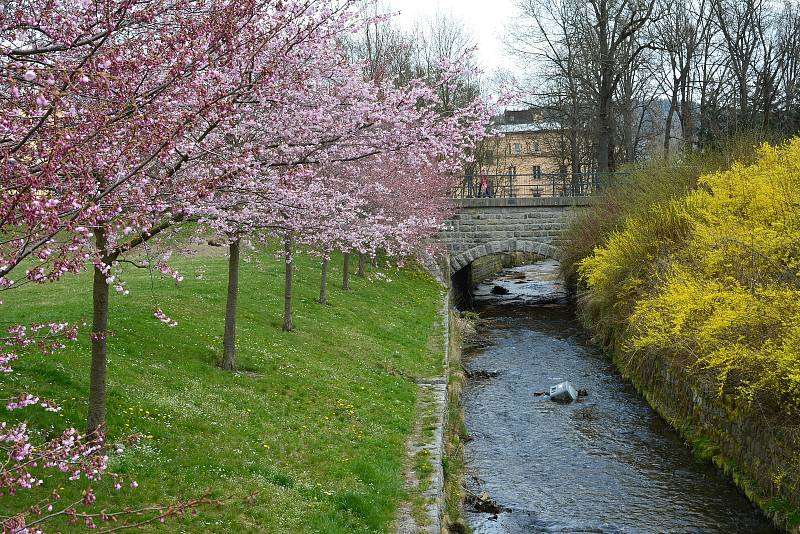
[153,308,178,327]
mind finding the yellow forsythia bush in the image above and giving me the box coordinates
[577,199,694,346]
[580,139,800,417]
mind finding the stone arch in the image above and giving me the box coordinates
[449,239,561,273]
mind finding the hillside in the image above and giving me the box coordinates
[2,249,445,532]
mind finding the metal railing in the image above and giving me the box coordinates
[454,172,623,199]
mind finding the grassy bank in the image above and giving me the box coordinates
[568,140,800,530]
[2,249,445,532]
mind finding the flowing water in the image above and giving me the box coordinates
[463,260,778,534]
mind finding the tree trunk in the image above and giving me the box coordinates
[623,106,634,163]
[570,127,581,195]
[221,238,240,371]
[88,228,109,440]
[597,79,613,174]
[597,124,611,173]
[342,252,351,291]
[699,74,711,148]
[739,74,749,129]
[319,257,329,305]
[664,88,678,157]
[621,75,635,164]
[282,237,293,332]
[679,76,694,150]
[357,252,366,277]
[596,6,613,176]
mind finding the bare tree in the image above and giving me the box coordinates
[511,0,657,173]
[412,12,482,113]
[511,0,800,165]
[510,0,594,183]
[653,0,710,154]
[348,1,416,84]
[579,0,658,171]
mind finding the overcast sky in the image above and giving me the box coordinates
[385,0,519,75]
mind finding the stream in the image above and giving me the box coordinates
[462,260,778,533]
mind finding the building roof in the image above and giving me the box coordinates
[492,121,561,134]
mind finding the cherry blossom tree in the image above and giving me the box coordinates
[195,40,488,365]
[2,0,374,435]
[207,56,488,347]
[1,0,490,525]
[0,2,373,523]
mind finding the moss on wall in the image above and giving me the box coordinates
[603,342,800,533]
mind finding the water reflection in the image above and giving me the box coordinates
[463,262,777,534]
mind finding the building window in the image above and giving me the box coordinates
[533,165,541,178]
[532,142,540,154]
[513,143,522,155]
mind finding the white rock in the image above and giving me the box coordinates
[549,381,578,402]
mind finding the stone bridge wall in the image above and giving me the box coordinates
[439,197,591,274]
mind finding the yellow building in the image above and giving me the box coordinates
[465,110,569,197]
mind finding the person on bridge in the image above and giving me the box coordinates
[479,174,489,197]
[464,172,475,197]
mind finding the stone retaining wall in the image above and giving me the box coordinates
[618,351,800,532]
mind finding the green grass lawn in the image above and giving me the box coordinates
[2,249,445,532]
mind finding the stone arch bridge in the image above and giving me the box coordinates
[438,196,592,286]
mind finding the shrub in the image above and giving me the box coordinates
[580,138,800,420]
[576,199,694,347]
[562,157,703,287]
[561,133,766,287]
[625,139,800,419]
